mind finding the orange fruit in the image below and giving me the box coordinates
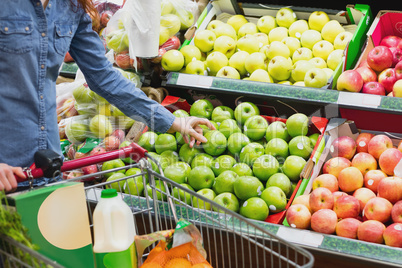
[140,263,163,268]
[192,263,213,268]
[164,258,192,268]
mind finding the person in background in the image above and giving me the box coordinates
[0,0,213,192]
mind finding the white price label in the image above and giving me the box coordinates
[276,226,324,248]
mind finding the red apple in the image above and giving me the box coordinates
[380,35,402,48]
[367,46,393,72]
[286,204,311,229]
[151,47,167,64]
[67,144,76,160]
[383,223,402,248]
[104,135,121,151]
[367,134,393,160]
[66,169,85,180]
[364,169,387,193]
[389,47,402,67]
[292,195,312,213]
[398,39,402,50]
[377,176,402,204]
[330,136,357,160]
[351,152,377,175]
[115,52,132,70]
[74,151,89,159]
[160,36,181,51]
[312,174,339,192]
[335,218,362,239]
[309,187,334,213]
[111,129,125,143]
[362,82,386,96]
[333,191,348,203]
[81,164,99,181]
[336,70,363,92]
[395,61,402,80]
[358,59,370,68]
[363,197,393,223]
[355,133,375,153]
[378,68,397,94]
[399,140,402,153]
[379,148,402,176]
[311,209,338,234]
[355,66,377,83]
[353,187,376,213]
[90,146,107,156]
[333,195,361,219]
[391,200,402,223]
[357,220,386,244]
[323,157,351,178]
[338,167,364,193]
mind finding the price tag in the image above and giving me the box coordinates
[277,226,324,248]
[177,74,213,88]
[338,91,381,108]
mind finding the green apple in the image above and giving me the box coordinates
[119,141,135,164]
[286,113,309,137]
[266,173,292,196]
[191,153,214,169]
[203,130,227,156]
[212,170,238,194]
[214,23,237,40]
[226,15,248,33]
[243,115,269,141]
[228,51,250,76]
[206,51,228,76]
[213,192,240,213]
[161,49,185,72]
[218,118,241,139]
[321,20,345,44]
[213,36,237,58]
[234,175,264,200]
[282,37,301,55]
[239,142,265,166]
[180,45,202,66]
[190,99,214,119]
[268,56,292,81]
[326,49,344,71]
[236,35,260,54]
[172,183,194,205]
[146,180,167,201]
[173,109,189,118]
[89,114,112,138]
[268,27,288,43]
[309,133,320,147]
[73,83,95,104]
[252,154,280,181]
[265,138,289,164]
[124,168,147,196]
[164,162,189,184]
[245,52,268,74]
[261,186,287,213]
[160,150,179,168]
[174,9,194,30]
[288,135,313,159]
[207,20,225,33]
[257,15,277,34]
[160,14,181,36]
[292,47,313,63]
[155,133,177,154]
[333,31,353,50]
[188,166,215,190]
[147,152,162,174]
[200,121,218,135]
[194,30,216,53]
[211,155,236,176]
[231,162,253,177]
[304,68,328,88]
[216,66,240,79]
[192,188,216,210]
[102,158,126,178]
[179,143,203,164]
[312,40,334,61]
[137,131,158,152]
[265,121,290,141]
[248,69,274,83]
[309,57,327,69]
[288,20,309,39]
[106,29,129,53]
[185,60,207,75]
[300,29,322,50]
[227,132,250,155]
[291,60,315,82]
[126,167,148,183]
[65,120,89,144]
[237,22,258,38]
[282,155,307,181]
[106,172,126,192]
[276,7,297,28]
[176,132,186,146]
[234,102,260,125]
[211,106,234,123]
[254,33,269,49]
[308,11,330,32]
[240,197,269,221]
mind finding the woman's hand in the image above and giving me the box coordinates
[0,164,25,192]
[168,116,216,147]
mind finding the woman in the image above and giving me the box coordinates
[0,0,213,192]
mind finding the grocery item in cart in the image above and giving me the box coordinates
[93,188,137,268]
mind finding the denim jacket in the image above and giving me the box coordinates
[0,0,175,184]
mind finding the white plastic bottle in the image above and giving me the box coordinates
[93,188,137,268]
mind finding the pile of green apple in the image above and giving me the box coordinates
[105,99,321,222]
[161,8,354,88]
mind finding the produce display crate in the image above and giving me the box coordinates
[280,118,402,267]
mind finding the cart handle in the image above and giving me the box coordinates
[16,142,147,183]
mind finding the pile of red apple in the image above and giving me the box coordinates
[337,35,402,97]
[286,132,402,248]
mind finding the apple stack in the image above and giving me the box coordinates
[286,132,402,248]
[161,8,353,88]
[337,35,402,96]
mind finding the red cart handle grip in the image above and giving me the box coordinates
[16,142,147,183]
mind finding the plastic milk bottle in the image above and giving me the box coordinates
[93,188,137,268]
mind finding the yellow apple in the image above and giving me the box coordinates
[268,55,292,81]
[161,49,185,71]
[237,22,258,38]
[248,69,274,83]
[282,37,301,55]
[206,51,228,76]
[213,35,237,58]
[308,11,330,32]
[292,47,313,63]
[216,66,241,79]
[268,27,289,42]
[312,40,334,61]
[265,41,291,60]
[227,15,248,33]
[160,14,181,36]
[326,49,344,70]
[194,29,216,52]
[180,45,202,66]
[229,51,250,76]
[257,15,277,34]
[334,31,354,50]
[245,52,268,74]
[289,20,309,39]
[214,23,237,40]
[207,20,225,33]
[300,29,322,50]
[237,34,260,54]
[321,20,345,44]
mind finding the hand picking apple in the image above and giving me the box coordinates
[168,116,216,147]
[0,164,23,192]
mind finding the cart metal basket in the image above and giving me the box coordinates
[1,143,314,268]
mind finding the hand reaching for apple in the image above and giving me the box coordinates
[0,163,24,192]
[168,116,216,147]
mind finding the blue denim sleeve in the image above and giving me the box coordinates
[68,13,175,133]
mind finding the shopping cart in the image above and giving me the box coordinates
[2,143,314,268]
